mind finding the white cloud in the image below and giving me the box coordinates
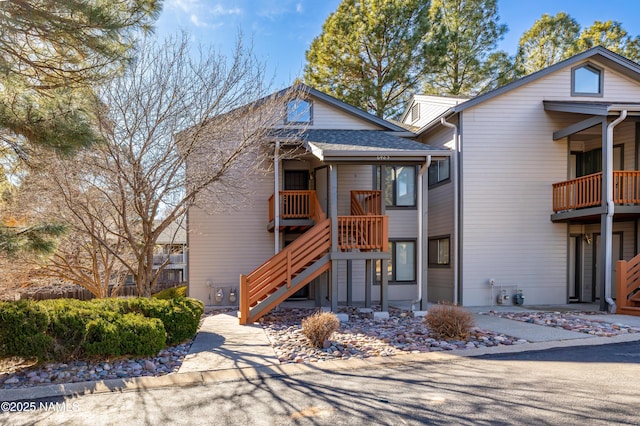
[167,0,201,13]
[296,3,303,13]
[211,4,243,16]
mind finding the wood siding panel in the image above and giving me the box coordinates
[188,172,274,303]
[418,126,456,302]
[460,75,570,306]
[459,60,640,306]
[275,98,384,130]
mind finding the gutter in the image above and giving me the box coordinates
[440,117,459,305]
[604,110,627,312]
[412,155,431,310]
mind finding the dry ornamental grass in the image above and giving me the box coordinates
[301,311,340,348]
[424,303,475,340]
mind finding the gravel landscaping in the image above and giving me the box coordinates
[261,307,528,364]
[482,310,640,336]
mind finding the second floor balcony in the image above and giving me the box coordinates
[552,171,640,222]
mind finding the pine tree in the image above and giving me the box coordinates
[304,0,437,118]
[423,0,514,96]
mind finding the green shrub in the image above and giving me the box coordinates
[0,296,203,362]
[83,313,165,357]
[0,301,53,359]
[424,303,475,340]
[153,285,187,299]
[88,296,203,345]
[301,312,340,348]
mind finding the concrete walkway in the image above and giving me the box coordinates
[178,313,279,373]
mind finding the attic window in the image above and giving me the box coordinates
[572,63,603,96]
[286,99,312,124]
[411,104,420,122]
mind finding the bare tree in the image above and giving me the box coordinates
[37,33,298,297]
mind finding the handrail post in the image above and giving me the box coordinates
[616,259,627,309]
[286,250,292,289]
[239,274,249,325]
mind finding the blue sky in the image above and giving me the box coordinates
[156,0,640,88]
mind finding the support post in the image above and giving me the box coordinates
[365,259,372,308]
[239,274,249,325]
[329,164,339,312]
[274,140,280,254]
[380,258,388,311]
[346,260,353,305]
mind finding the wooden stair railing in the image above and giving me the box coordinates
[239,218,331,324]
[350,190,382,215]
[616,254,640,316]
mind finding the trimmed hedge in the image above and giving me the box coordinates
[0,296,204,362]
[152,285,187,300]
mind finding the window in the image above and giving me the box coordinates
[286,99,312,123]
[411,103,420,122]
[375,165,417,207]
[428,236,450,267]
[428,158,450,187]
[376,240,416,283]
[572,63,603,96]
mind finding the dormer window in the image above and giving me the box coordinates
[572,63,603,96]
[286,99,312,124]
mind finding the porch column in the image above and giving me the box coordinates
[365,259,372,308]
[274,140,280,254]
[380,259,388,311]
[346,260,353,305]
[329,164,339,312]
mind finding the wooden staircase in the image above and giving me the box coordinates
[239,218,331,324]
[239,189,387,325]
[616,254,640,316]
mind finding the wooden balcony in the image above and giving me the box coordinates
[268,190,325,230]
[552,171,640,213]
[338,215,388,252]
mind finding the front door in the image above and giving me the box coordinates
[569,235,582,302]
[284,170,309,190]
[593,233,622,301]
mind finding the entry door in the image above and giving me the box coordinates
[284,170,309,190]
[569,236,582,302]
[314,167,328,213]
[593,233,622,301]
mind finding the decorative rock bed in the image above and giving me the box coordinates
[261,307,527,364]
[482,310,640,337]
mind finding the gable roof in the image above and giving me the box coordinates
[399,94,468,124]
[276,83,411,133]
[415,46,640,134]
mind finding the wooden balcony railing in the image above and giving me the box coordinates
[337,215,388,251]
[269,190,325,223]
[350,190,382,215]
[552,171,640,213]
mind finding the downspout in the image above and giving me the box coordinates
[604,110,627,312]
[412,155,431,310]
[440,117,459,305]
[274,140,280,254]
